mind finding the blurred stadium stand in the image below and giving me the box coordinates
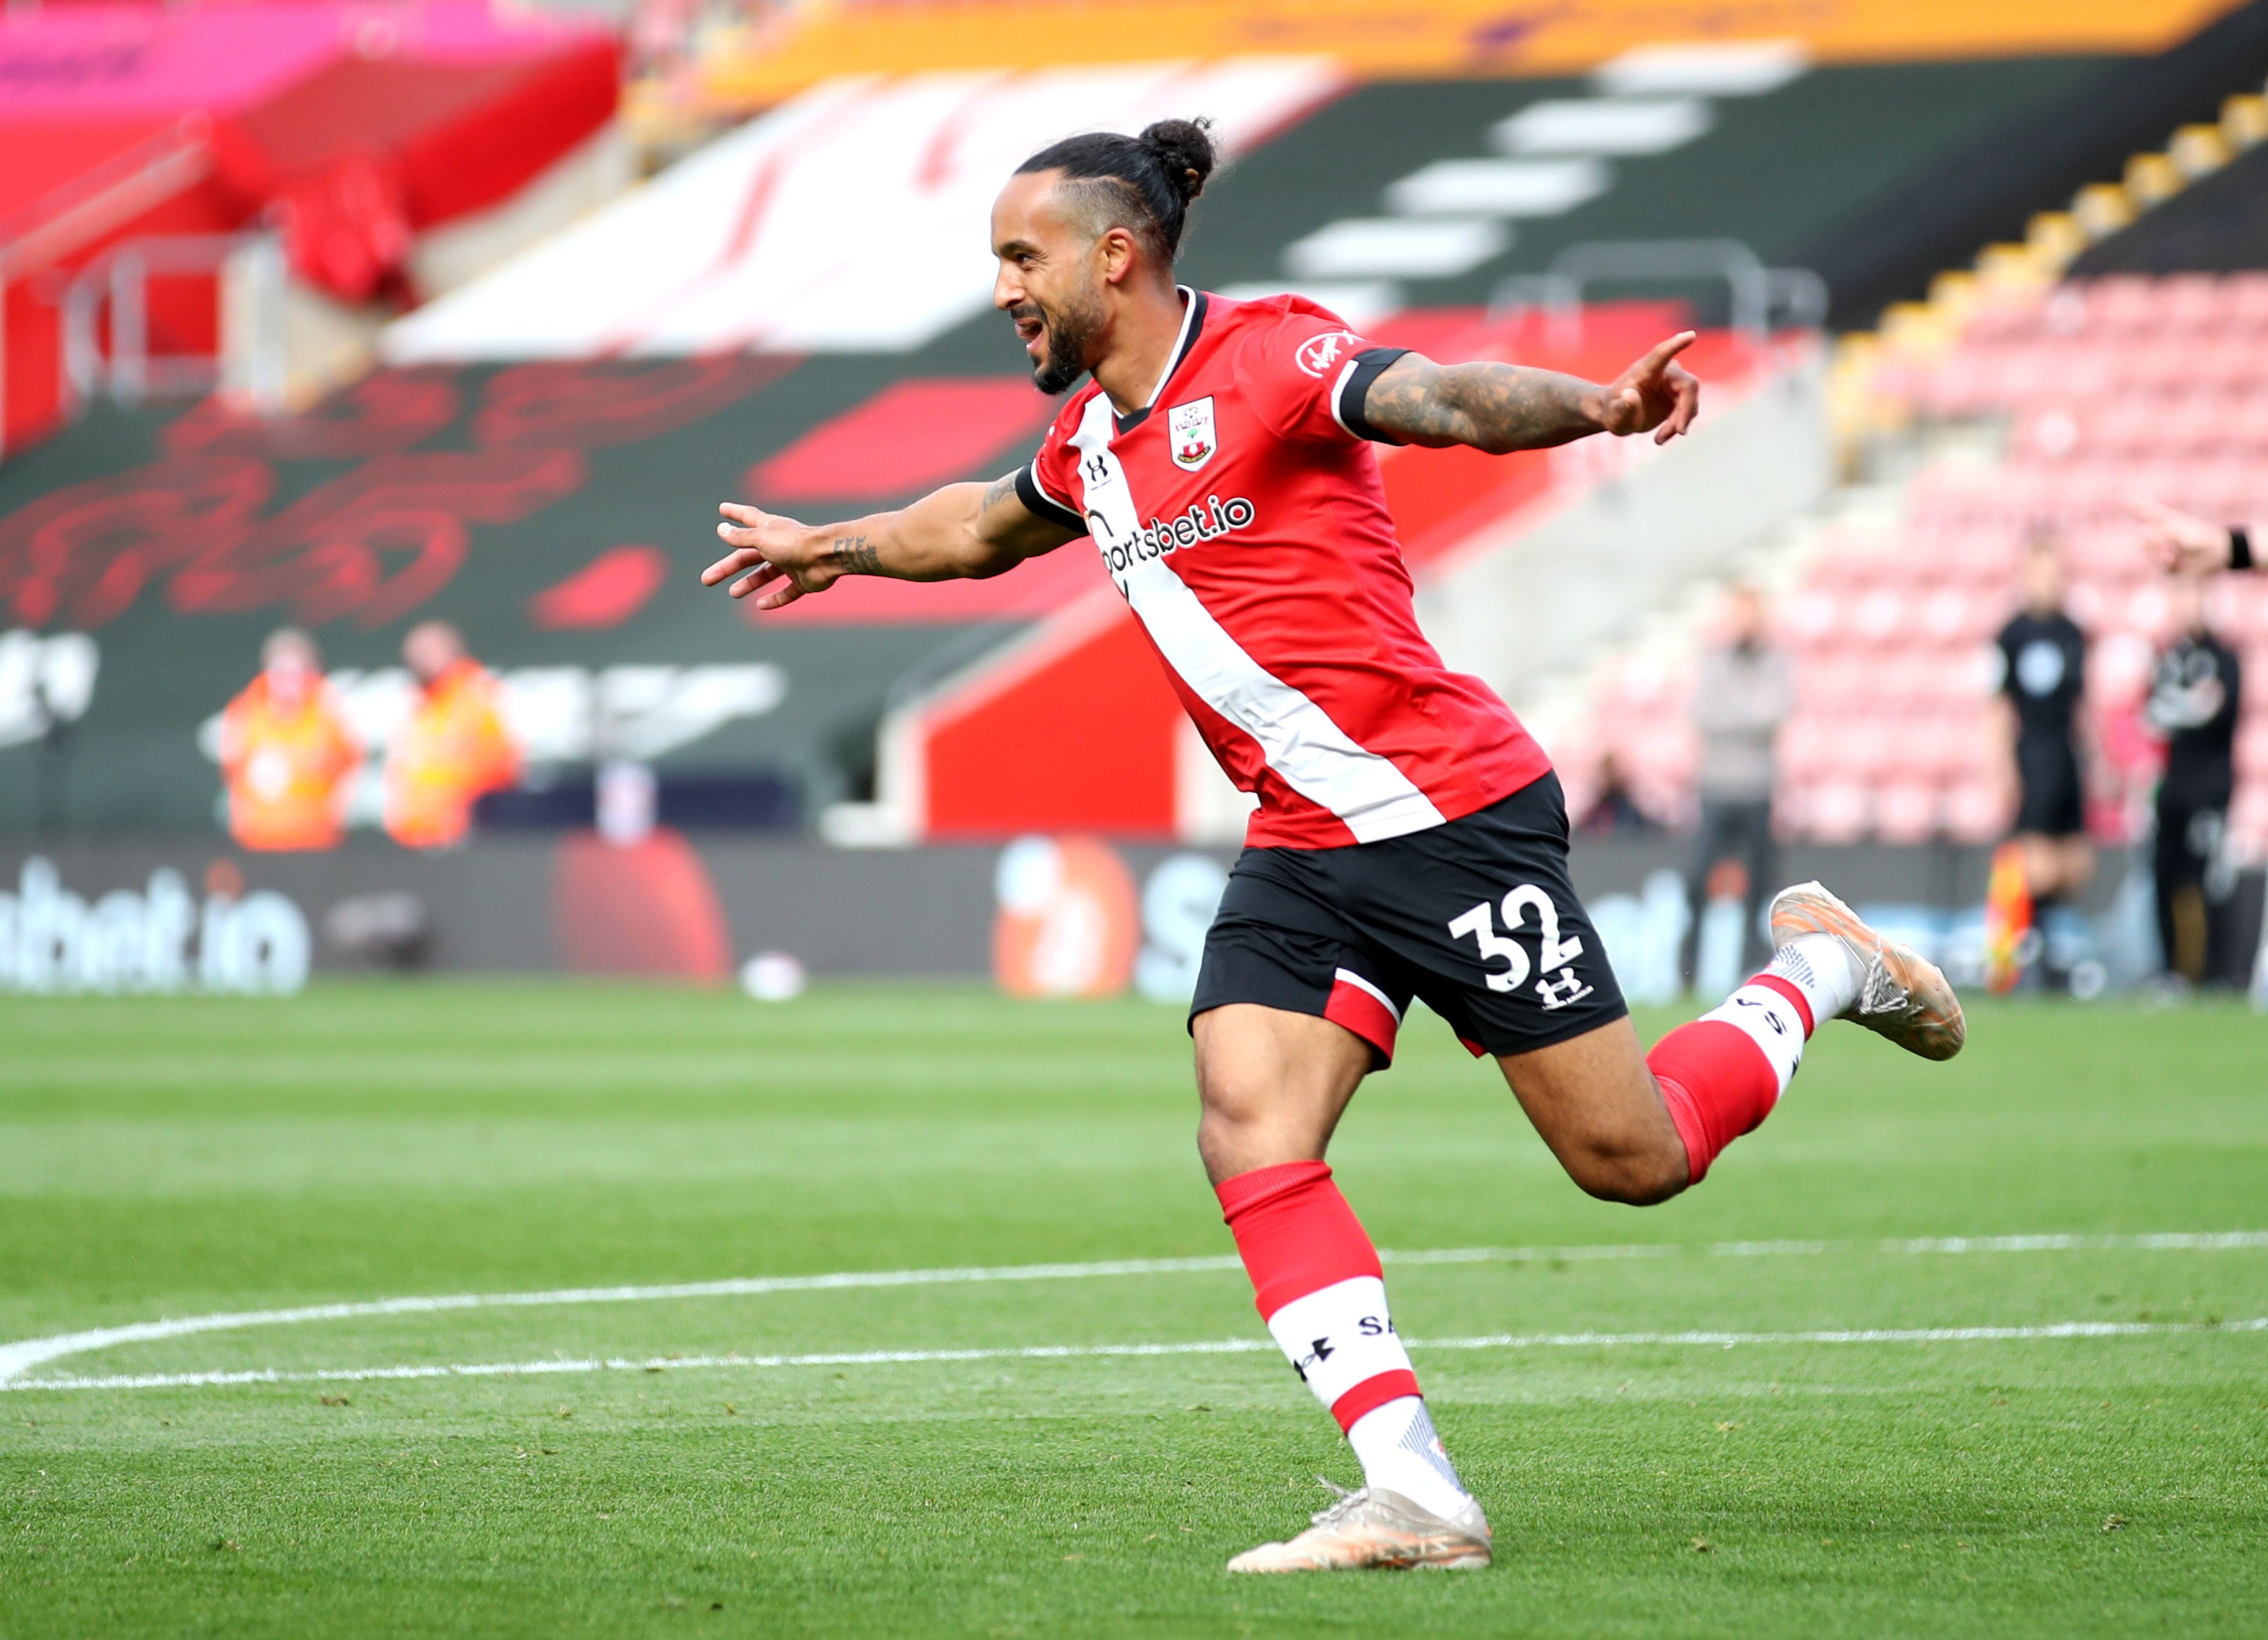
[0,1,625,455]
[5,0,2267,904]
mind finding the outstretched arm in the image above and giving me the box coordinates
[1361,331,1701,455]
[2128,497,2251,574]
[703,471,1081,612]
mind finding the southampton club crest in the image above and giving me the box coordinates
[1168,396,1218,472]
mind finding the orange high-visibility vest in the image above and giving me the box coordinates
[383,659,520,849]
[219,676,362,852]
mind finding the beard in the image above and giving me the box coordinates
[1019,292,1104,396]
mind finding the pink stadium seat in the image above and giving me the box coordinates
[1776,586,1841,647]
[1850,587,1910,645]
[1798,781,1872,844]
[2223,396,2268,455]
[1944,778,2011,844]
[2237,721,2268,781]
[2224,272,2268,330]
[2085,630,2158,708]
[1920,351,2005,417]
[1875,781,1942,843]
[2084,276,2164,335]
[2014,404,2085,461]
[2158,273,2229,334]
[1776,716,1836,782]
[1796,654,1872,711]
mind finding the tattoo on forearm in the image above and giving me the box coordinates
[1366,360,1595,453]
[825,534,880,574]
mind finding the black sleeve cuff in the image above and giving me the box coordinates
[1336,347,1411,444]
[1015,463,1085,534]
[2231,524,2254,571]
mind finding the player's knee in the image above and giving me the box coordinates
[1563,1132,1690,1206]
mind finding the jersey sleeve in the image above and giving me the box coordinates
[1239,310,1409,446]
[1014,413,1087,535]
[1988,624,2017,700]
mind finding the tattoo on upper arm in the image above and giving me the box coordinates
[825,534,880,575]
[982,470,1020,512]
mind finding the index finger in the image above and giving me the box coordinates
[719,502,773,527]
[1635,331,1698,373]
[2122,496,2181,526]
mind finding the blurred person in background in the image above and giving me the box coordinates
[1683,583,1791,978]
[217,628,361,852]
[2145,571,2242,986]
[1985,535,2093,992]
[383,620,520,850]
[1577,749,1661,838]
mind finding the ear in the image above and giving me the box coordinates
[1095,225,1141,287]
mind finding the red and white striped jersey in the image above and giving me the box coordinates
[1017,289,1551,850]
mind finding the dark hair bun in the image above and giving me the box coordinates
[1140,117,1216,204]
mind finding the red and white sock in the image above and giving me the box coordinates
[1648,934,1859,1184]
[1216,1161,1473,1519]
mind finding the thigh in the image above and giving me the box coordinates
[1191,1003,1373,1184]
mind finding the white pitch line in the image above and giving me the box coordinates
[12,1316,2267,1394]
[4,1230,2262,1386]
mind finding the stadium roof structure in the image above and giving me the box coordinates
[689,0,2247,108]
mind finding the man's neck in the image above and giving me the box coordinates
[1089,282,1189,416]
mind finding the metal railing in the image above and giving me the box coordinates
[61,230,287,411]
[1490,238,1828,342]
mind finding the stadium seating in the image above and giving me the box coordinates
[1564,273,2268,859]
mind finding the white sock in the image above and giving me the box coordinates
[1347,1396,1472,1520]
[1698,980,1808,1098]
[1766,932,1862,1025]
[1263,1276,1416,1419]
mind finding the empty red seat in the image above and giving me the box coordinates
[1875,781,1942,843]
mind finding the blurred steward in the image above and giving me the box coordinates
[1685,584,1791,976]
[1986,536,2093,991]
[383,621,520,849]
[218,628,360,851]
[2145,573,2242,984]
[1577,749,1660,838]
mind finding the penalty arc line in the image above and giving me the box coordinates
[3,1229,2263,1387]
[11,1316,2268,1394]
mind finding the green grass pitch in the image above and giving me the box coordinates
[2,983,2264,1637]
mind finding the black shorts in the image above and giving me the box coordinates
[2015,739,2084,838]
[1189,772,1628,1068]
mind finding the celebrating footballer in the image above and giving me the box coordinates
[705,117,1965,1574]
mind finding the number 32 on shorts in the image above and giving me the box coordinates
[1448,885,1595,1011]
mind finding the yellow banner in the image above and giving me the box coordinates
[702,0,2243,108]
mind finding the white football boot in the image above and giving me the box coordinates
[1226,1480,1492,1573]
[1769,880,1966,1062]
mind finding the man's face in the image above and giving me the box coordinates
[1727,589,1765,646]
[264,648,313,708]
[403,626,458,685]
[991,171,1108,395]
[2021,545,2064,612]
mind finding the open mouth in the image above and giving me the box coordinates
[1012,309,1045,349]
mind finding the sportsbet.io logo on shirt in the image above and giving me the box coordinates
[1090,495,1259,578]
